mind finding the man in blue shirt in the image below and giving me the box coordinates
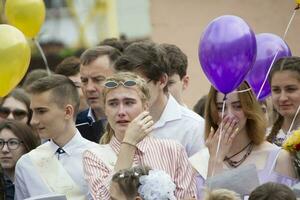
[76,46,121,143]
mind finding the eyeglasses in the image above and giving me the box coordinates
[104,80,137,89]
[0,107,28,121]
[0,138,23,150]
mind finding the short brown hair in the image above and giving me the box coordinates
[55,56,80,77]
[99,38,125,53]
[22,69,49,91]
[249,182,296,200]
[114,41,170,92]
[80,45,121,66]
[28,74,80,118]
[160,43,188,79]
[205,82,266,145]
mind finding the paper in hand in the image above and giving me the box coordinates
[206,164,260,196]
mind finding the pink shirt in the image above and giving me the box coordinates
[83,136,196,200]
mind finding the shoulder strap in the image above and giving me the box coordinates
[266,147,282,176]
[87,144,117,170]
[28,145,86,200]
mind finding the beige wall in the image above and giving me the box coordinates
[150,0,300,108]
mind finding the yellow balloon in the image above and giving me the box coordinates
[5,0,46,38]
[296,0,300,4]
[0,25,31,97]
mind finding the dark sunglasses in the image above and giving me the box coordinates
[0,107,28,121]
[104,80,137,88]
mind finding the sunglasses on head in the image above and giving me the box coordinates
[104,80,137,89]
[0,107,28,121]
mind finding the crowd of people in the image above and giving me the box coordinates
[0,38,299,200]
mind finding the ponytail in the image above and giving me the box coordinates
[99,123,114,144]
[267,115,284,143]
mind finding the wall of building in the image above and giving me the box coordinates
[150,0,300,108]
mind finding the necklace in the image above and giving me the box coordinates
[224,142,254,168]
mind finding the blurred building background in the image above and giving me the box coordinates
[1,0,299,107]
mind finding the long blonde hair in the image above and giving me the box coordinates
[99,72,150,144]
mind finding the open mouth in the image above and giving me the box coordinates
[116,120,130,125]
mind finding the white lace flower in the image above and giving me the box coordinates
[138,169,176,200]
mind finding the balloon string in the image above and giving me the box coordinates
[33,38,51,75]
[211,96,226,178]
[283,9,297,41]
[287,105,300,136]
[256,49,279,99]
[256,9,297,100]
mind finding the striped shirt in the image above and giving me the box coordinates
[83,136,196,200]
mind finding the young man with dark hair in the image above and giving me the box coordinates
[14,74,96,199]
[115,41,205,157]
[160,43,190,106]
[55,56,88,113]
[77,46,122,143]
[99,38,125,53]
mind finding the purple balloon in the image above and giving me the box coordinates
[199,15,257,94]
[245,33,292,100]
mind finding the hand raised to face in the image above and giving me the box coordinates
[123,111,154,145]
[206,115,239,161]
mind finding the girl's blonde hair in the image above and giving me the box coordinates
[204,189,241,200]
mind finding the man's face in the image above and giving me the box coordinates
[68,73,88,112]
[80,56,114,112]
[30,91,68,140]
[168,74,189,105]
[135,72,162,109]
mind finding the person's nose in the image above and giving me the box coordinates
[1,143,9,152]
[117,104,126,117]
[86,80,96,92]
[30,112,39,127]
[278,91,288,102]
[7,112,14,119]
[224,106,236,119]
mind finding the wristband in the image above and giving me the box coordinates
[121,141,136,148]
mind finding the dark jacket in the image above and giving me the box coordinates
[4,175,14,200]
[76,109,106,143]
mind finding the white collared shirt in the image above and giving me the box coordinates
[14,130,97,200]
[152,95,205,157]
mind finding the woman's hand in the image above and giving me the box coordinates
[206,116,239,162]
[123,111,154,145]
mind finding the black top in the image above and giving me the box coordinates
[4,175,14,200]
